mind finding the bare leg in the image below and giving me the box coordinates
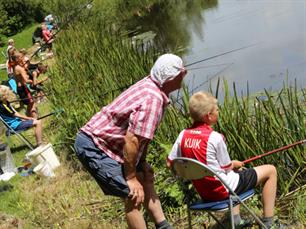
[125,198,146,229]
[141,171,166,224]
[233,205,240,215]
[33,119,43,145]
[27,102,37,118]
[254,165,277,218]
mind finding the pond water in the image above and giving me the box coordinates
[128,0,306,97]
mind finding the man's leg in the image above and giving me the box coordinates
[139,168,171,229]
[75,132,145,228]
[124,198,147,229]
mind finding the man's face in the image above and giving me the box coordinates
[166,68,187,92]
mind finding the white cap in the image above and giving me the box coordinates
[150,54,184,87]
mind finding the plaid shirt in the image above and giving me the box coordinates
[81,77,170,163]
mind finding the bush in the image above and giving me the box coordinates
[0,0,46,37]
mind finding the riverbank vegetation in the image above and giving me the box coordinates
[0,0,305,228]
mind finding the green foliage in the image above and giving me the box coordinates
[0,0,45,37]
[46,0,305,224]
[215,81,305,193]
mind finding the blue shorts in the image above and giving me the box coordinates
[74,131,130,198]
[15,120,34,131]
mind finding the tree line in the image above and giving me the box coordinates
[0,0,46,46]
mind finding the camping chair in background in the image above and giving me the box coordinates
[172,157,267,229]
[0,116,34,150]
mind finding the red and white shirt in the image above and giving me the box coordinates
[168,123,239,200]
[81,77,169,164]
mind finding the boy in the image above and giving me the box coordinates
[168,92,279,228]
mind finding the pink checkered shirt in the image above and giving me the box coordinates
[81,77,170,163]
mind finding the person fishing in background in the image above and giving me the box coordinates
[0,85,43,147]
[74,53,187,229]
[167,92,284,229]
[6,39,16,79]
[12,52,37,118]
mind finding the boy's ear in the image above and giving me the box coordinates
[203,114,209,122]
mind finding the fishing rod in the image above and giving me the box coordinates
[185,43,258,68]
[9,93,50,104]
[37,108,64,120]
[31,0,94,59]
[243,139,306,164]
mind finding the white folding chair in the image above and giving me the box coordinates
[172,157,267,229]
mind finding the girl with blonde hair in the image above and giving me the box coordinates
[0,85,43,147]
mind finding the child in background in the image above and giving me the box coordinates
[167,91,281,229]
[0,85,43,147]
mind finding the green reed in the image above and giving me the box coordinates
[216,81,305,194]
[45,1,305,224]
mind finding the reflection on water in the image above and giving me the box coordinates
[125,0,218,52]
[126,0,306,97]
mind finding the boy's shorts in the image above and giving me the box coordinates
[234,168,257,194]
[74,131,130,198]
[14,120,34,131]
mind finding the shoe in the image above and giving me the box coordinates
[236,219,254,228]
[269,221,286,229]
[0,143,7,151]
[261,219,287,229]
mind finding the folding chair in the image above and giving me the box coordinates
[0,116,34,150]
[172,157,267,229]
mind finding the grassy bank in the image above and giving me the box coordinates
[0,0,305,228]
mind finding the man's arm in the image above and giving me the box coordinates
[123,131,145,206]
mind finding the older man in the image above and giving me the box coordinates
[74,54,187,229]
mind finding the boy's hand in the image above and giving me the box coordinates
[232,160,244,169]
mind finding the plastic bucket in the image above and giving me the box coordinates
[33,162,54,177]
[26,143,60,169]
[0,145,15,173]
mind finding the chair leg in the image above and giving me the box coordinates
[187,204,192,229]
[229,195,235,229]
[207,212,227,229]
[239,200,267,229]
[7,131,34,150]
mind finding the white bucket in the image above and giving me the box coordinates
[0,145,15,173]
[33,162,54,177]
[26,143,60,170]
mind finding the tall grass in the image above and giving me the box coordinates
[45,0,305,225]
[216,81,305,194]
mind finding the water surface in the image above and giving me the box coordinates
[128,0,306,97]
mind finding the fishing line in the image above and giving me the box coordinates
[174,63,233,111]
[9,93,51,104]
[185,43,259,67]
[186,62,234,71]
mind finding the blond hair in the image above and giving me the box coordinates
[0,85,17,102]
[8,39,14,45]
[189,91,218,122]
